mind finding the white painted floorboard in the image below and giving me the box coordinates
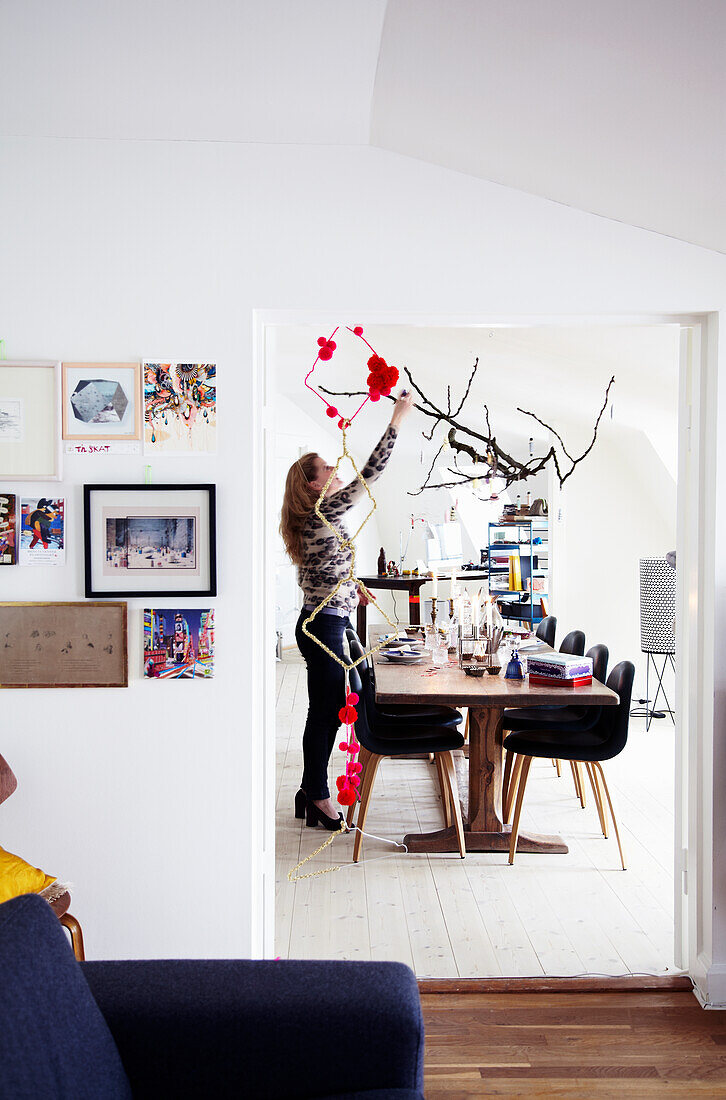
[275,655,677,978]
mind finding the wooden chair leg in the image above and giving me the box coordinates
[585,761,608,837]
[434,752,452,827]
[508,756,533,865]
[347,746,371,827]
[352,753,382,863]
[575,762,586,808]
[592,761,626,870]
[60,913,85,962]
[502,748,513,812]
[439,751,466,858]
[569,760,586,808]
[554,758,561,777]
[503,754,523,824]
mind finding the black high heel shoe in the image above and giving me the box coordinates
[305,798,345,831]
[294,789,306,820]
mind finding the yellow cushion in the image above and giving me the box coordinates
[0,846,56,904]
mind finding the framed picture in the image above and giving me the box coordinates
[62,362,142,441]
[143,608,215,679]
[84,483,217,597]
[0,602,128,688]
[143,361,216,454]
[0,361,62,480]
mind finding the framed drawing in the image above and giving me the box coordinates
[62,362,142,441]
[0,361,62,480]
[0,602,128,688]
[84,483,217,598]
[143,361,216,454]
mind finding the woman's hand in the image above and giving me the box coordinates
[390,389,414,428]
[356,586,370,607]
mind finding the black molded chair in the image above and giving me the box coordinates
[502,644,609,819]
[346,628,462,728]
[536,615,557,647]
[504,661,635,869]
[344,660,467,861]
[559,629,585,656]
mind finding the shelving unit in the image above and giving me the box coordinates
[487,517,549,628]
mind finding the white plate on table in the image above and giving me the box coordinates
[381,644,424,663]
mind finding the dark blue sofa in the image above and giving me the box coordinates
[0,894,424,1100]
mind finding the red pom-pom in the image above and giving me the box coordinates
[350,775,361,787]
[353,326,363,336]
[346,691,359,705]
[339,741,349,752]
[336,775,347,791]
[319,347,332,361]
[318,337,326,347]
[347,761,363,775]
[336,783,356,806]
[338,704,358,725]
[338,418,345,429]
[328,340,336,351]
[326,405,337,417]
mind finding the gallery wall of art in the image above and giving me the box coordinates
[0,134,725,964]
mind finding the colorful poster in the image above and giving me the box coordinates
[20,497,65,566]
[143,608,214,679]
[143,361,216,454]
[0,493,16,564]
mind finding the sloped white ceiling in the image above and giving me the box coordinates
[2,0,723,253]
[371,0,726,254]
[0,0,387,143]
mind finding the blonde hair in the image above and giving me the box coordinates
[279,452,320,566]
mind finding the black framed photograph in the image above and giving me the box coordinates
[84,484,217,598]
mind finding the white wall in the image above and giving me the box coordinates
[1,136,725,971]
[555,420,677,694]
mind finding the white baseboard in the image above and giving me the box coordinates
[691,954,726,1009]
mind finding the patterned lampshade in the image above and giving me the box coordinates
[639,557,676,655]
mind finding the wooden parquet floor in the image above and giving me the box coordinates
[422,991,726,1097]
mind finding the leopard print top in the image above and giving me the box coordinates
[298,424,398,614]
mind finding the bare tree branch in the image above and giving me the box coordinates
[320,363,614,496]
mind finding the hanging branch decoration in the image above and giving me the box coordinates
[321,358,615,498]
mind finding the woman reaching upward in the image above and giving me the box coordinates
[280,390,413,828]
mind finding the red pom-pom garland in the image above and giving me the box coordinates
[305,325,399,430]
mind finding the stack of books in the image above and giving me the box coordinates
[527,652,593,688]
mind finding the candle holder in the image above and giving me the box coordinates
[429,598,438,629]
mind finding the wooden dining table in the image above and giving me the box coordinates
[369,627,619,855]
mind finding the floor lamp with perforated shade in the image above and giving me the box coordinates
[639,556,676,729]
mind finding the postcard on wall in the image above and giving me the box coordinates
[0,602,127,688]
[0,400,23,442]
[143,361,216,454]
[143,608,214,679]
[0,493,17,565]
[61,362,142,441]
[20,497,65,566]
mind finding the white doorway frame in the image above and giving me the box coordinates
[251,308,717,998]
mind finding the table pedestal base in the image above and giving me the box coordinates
[402,825,568,855]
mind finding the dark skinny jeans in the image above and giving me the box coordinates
[295,610,351,801]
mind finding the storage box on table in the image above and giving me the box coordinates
[526,652,593,687]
